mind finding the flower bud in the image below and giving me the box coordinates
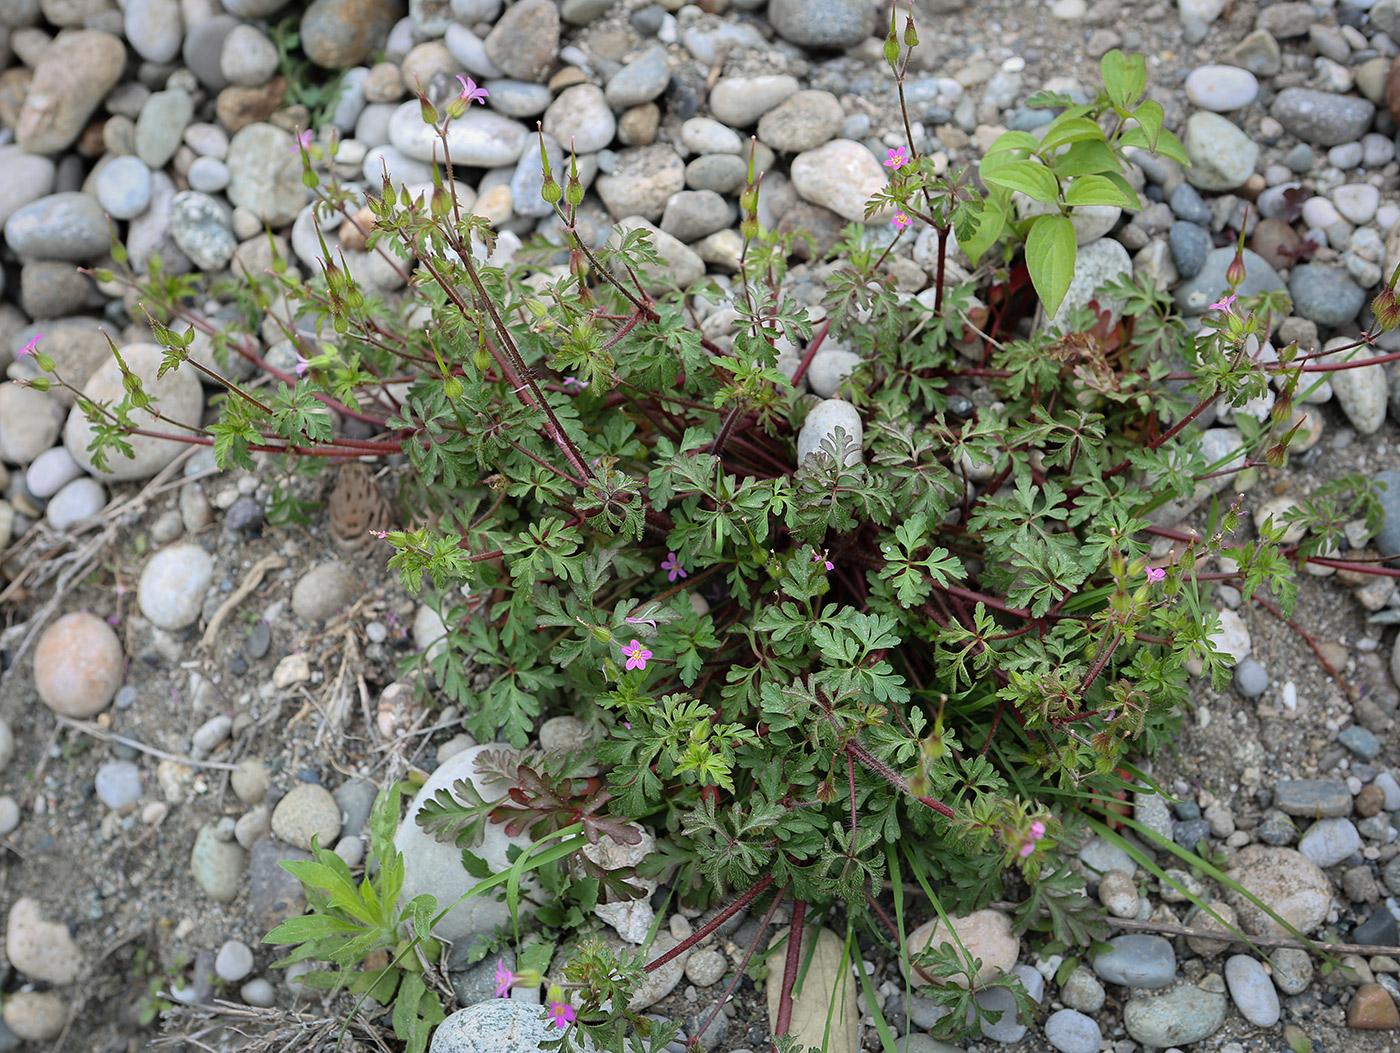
[884,34,900,65]
[431,184,452,218]
[445,96,467,121]
[1373,284,1400,330]
[741,217,759,239]
[565,174,584,206]
[474,345,491,371]
[904,15,919,45]
[1225,249,1246,288]
[419,96,439,126]
[541,173,563,204]
[739,185,759,215]
[443,375,464,400]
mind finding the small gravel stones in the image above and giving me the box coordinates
[685,948,727,987]
[1225,845,1332,935]
[190,823,247,901]
[1275,778,1354,817]
[1182,112,1258,191]
[95,760,142,811]
[215,940,255,983]
[7,896,85,984]
[1092,934,1176,989]
[1043,1008,1101,1053]
[1224,955,1280,1026]
[1123,984,1227,1047]
[34,611,124,717]
[270,782,342,850]
[138,543,214,630]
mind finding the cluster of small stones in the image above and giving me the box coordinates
[8,0,1400,1048]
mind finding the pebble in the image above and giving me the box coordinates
[709,75,800,127]
[797,398,863,466]
[1098,870,1140,918]
[16,30,126,155]
[1299,816,1364,867]
[1272,947,1314,994]
[1378,771,1400,810]
[542,84,615,154]
[6,897,84,984]
[1224,955,1280,1026]
[170,190,237,271]
[1271,88,1376,147]
[685,948,727,987]
[46,477,107,530]
[1225,845,1332,935]
[215,940,255,982]
[248,836,309,931]
[138,543,214,630]
[1060,966,1106,1012]
[300,0,400,68]
[1349,982,1400,1028]
[34,611,123,717]
[95,760,142,811]
[95,156,153,220]
[221,25,279,87]
[1168,221,1210,280]
[1336,184,1382,225]
[135,90,195,169]
[605,45,670,108]
[1123,985,1227,1047]
[1043,1008,1101,1053]
[291,561,360,623]
[430,1000,561,1052]
[124,0,183,63]
[1092,934,1177,989]
[4,191,109,260]
[807,349,863,398]
[1233,657,1269,697]
[240,977,276,1007]
[1328,345,1390,435]
[758,89,845,153]
[483,0,558,81]
[1184,65,1259,111]
[3,992,66,1042]
[0,720,10,775]
[226,123,310,228]
[768,0,872,48]
[190,823,247,901]
[1342,725,1383,761]
[903,910,1019,989]
[1276,779,1354,817]
[270,782,342,850]
[1183,113,1258,191]
[682,117,743,156]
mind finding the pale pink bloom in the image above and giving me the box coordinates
[17,333,42,358]
[661,552,687,582]
[494,959,515,998]
[1207,293,1237,313]
[1145,567,1165,584]
[456,75,490,105]
[622,639,652,671]
[547,1002,576,1028]
[292,128,314,152]
[814,550,834,572]
[295,352,310,377]
[563,376,588,392]
[625,615,657,629]
[892,212,911,231]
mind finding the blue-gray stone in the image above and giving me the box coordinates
[170,191,236,270]
[483,79,553,118]
[1169,221,1211,280]
[1289,264,1366,328]
[430,1000,557,1052]
[1256,810,1298,845]
[1234,657,1269,697]
[1275,778,1353,817]
[1174,800,1201,821]
[1174,818,1211,849]
[1283,143,1315,173]
[1355,909,1400,946]
[768,0,874,49]
[1168,183,1211,224]
[1044,1008,1102,1053]
[447,944,513,1005]
[604,45,670,108]
[333,777,379,837]
[3,192,109,260]
[1124,986,1227,1047]
[1340,725,1382,762]
[96,156,153,220]
[1374,469,1400,563]
[1271,88,1376,147]
[1173,247,1285,315]
[1006,107,1054,131]
[1092,935,1177,989]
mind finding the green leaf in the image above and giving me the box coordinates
[1064,174,1138,209]
[1037,117,1105,153]
[1025,215,1077,319]
[1101,50,1146,107]
[983,159,1059,203]
[263,914,365,944]
[1051,140,1120,178]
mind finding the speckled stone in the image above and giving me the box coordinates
[270,782,342,850]
[33,611,123,718]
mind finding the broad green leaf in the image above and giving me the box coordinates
[1131,100,1164,147]
[958,195,1007,266]
[263,914,365,944]
[1101,50,1146,107]
[1037,117,1105,153]
[982,130,1040,161]
[1025,215,1077,319]
[1051,140,1120,178]
[1064,175,1138,209]
[1119,125,1190,167]
[983,159,1059,203]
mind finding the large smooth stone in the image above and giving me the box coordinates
[902,909,1019,988]
[63,343,205,481]
[766,925,859,1053]
[394,743,538,940]
[300,0,402,68]
[34,611,123,717]
[16,30,125,154]
[387,101,528,166]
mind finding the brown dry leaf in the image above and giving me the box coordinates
[328,463,393,553]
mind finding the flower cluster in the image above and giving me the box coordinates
[1016,819,1047,859]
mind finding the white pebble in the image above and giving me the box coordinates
[216,940,255,983]
[240,977,276,1007]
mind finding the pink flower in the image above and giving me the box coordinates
[625,615,657,629]
[456,75,490,105]
[563,376,588,392]
[1145,567,1165,584]
[661,552,687,582]
[622,639,652,671]
[1018,840,1035,858]
[295,352,310,377]
[547,1002,576,1029]
[892,212,911,231]
[883,147,908,169]
[292,128,314,153]
[370,529,388,540]
[1207,293,1237,313]
[1029,820,1046,839]
[494,959,515,998]
[17,333,42,358]
[813,549,834,572]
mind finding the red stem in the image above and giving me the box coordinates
[771,897,808,1052]
[644,874,774,973]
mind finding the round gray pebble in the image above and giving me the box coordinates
[1233,658,1268,697]
[187,156,231,193]
[1044,1008,1101,1053]
[240,977,276,1007]
[95,760,142,810]
[0,795,20,835]
[216,939,255,982]
[96,156,153,220]
[684,948,727,987]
